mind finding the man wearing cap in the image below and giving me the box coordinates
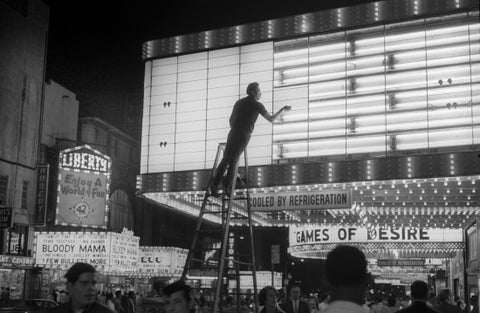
[322,245,371,313]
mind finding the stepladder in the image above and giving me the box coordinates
[181,143,259,313]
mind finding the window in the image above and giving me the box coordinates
[109,189,134,231]
[114,139,119,156]
[7,224,28,255]
[21,180,28,209]
[0,175,7,205]
[94,128,100,142]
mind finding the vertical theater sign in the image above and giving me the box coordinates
[56,145,111,228]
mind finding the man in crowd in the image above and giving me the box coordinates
[281,284,310,313]
[395,280,439,313]
[434,289,462,313]
[322,245,370,313]
[49,262,114,313]
[163,280,196,313]
[0,287,10,308]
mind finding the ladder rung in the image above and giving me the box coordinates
[229,215,249,220]
[199,229,223,235]
[223,259,255,266]
[206,210,229,214]
[231,196,248,201]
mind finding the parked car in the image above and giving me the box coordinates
[0,299,58,313]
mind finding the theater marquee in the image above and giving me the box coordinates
[34,230,139,274]
[56,145,111,228]
[250,190,352,211]
[289,225,463,246]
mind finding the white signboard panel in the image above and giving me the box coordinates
[56,145,111,228]
[289,225,463,247]
[110,231,140,273]
[251,190,352,211]
[34,230,139,273]
[138,246,188,276]
[35,232,110,267]
[228,271,282,290]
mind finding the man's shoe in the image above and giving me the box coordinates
[223,184,232,197]
[209,185,219,197]
[236,177,247,189]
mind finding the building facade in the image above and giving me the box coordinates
[77,117,139,232]
[0,0,49,299]
[139,0,480,304]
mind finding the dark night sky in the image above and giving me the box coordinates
[42,0,375,135]
[43,0,376,96]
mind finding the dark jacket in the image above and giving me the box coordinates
[396,301,441,313]
[433,302,462,313]
[280,299,310,313]
[49,301,115,313]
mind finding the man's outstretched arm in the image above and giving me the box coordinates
[263,105,292,123]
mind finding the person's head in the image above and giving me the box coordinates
[437,289,454,304]
[410,280,429,301]
[115,290,122,298]
[319,293,329,302]
[246,82,261,100]
[307,296,319,310]
[289,284,302,301]
[387,295,396,307]
[326,245,368,287]
[163,280,194,313]
[64,263,97,309]
[259,286,277,308]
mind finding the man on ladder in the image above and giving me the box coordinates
[210,82,292,197]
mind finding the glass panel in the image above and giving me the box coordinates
[274,38,309,87]
[384,21,428,154]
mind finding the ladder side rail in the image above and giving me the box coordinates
[244,149,259,313]
[181,143,226,280]
[236,256,241,313]
[213,158,240,313]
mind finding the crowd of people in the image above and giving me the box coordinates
[43,245,479,313]
[0,287,10,308]
[253,246,479,313]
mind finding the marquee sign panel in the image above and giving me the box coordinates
[56,145,111,228]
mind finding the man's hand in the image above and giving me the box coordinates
[282,105,292,112]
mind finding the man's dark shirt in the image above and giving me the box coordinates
[433,302,462,313]
[280,299,310,313]
[395,301,440,313]
[229,96,267,133]
[49,301,115,313]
